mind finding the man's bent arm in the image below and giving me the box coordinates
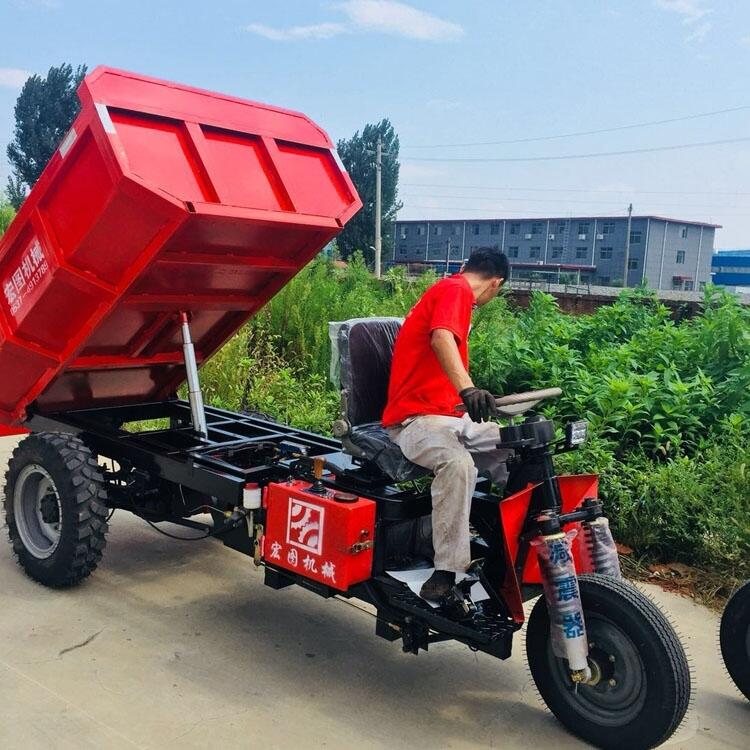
[431,328,473,393]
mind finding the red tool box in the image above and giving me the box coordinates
[263,480,376,592]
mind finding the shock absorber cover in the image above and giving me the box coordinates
[532,528,590,674]
[581,516,622,579]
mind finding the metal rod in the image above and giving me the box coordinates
[180,312,208,438]
[623,202,633,288]
[374,136,382,278]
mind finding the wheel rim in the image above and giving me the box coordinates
[13,464,62,559]
[546,611,647,727]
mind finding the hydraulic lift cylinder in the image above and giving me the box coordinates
[180,312,208,438]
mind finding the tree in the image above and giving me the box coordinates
[6,63,87,209]
[336,119,401,266]
[0,195,16,237]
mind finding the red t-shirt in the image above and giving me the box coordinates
[382,275,474,427]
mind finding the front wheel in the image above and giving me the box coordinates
[720,580,750,700]
[526,574,690,750]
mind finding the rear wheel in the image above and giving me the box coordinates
[3,432,109,587]
[526,574,690,750]
[720,580,750,700]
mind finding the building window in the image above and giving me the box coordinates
[598,275,611,285]
[629,231,642,244]
[433,225,442,236]
[399,245,408,256]
[509,223,520,235]
[530,246,541,258]
[507,246,519,258]
[676,250,686,264]
[684,280,694,290]
[600,247,613,259]
[681,226,688,239]
[628,258,639,270]
[602,222,616,235]
[453,224,461,236]
[577,222,589,237]
[490,223,500,235]
[472,224,480,235]
[557,222,566,234]
[672,278,683,290]
[416,225,425,236]
[531,222,543,235]
[550,246,563,258]
[576,247,588,259]
[699,281,707,291]
[400,226,408,239]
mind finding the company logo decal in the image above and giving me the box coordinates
[286,498,324,555]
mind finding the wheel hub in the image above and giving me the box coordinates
[13,464,62,559]
[550,613,647,727]
[39,493,60,524]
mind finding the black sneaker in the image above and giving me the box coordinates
[420,570,456,601]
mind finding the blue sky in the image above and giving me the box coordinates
[2,0,750,246]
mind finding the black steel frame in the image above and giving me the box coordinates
[22,398,600,660]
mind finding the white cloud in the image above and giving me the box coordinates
[656,0,713,42]
[685,21,712,42]
[337,1,464,41]
[245,1,463,43]
[426,98,462,111]
[244,22,346,41]
[0,68,32,89]
[14,0,61,8]
[656,0,711,24]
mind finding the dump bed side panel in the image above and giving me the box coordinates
[0,67,361,423]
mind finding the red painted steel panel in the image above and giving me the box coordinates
[0,67,361,425]
[498,474,599,623]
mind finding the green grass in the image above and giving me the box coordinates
[197,256,750,586]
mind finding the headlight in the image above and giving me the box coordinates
[565,420,588,447]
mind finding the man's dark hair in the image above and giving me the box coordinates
[463,248,509,280]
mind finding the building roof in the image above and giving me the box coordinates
[511,262,596,271]
[395,215,722,228]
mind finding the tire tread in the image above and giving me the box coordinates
[3,432,109,587]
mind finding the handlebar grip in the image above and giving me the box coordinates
[455,387,562,412]
[494,388,562,406]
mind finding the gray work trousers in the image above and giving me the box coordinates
[388,414,512,575]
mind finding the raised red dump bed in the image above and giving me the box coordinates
[0,67,361,426]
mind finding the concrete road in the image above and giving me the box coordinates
[0,436,747,749]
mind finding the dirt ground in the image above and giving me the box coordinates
[0,436,747,749]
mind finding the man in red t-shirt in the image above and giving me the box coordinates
[383,249,511,600]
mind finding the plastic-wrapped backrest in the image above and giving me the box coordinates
[333,318,402,426]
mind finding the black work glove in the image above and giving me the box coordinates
[459,387,498,423]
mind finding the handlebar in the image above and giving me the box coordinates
[455,387,562,417]
[493,387,562,406]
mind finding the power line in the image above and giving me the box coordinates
[399,192,746,211]
[401,135,750,163]
[400,203,743,217]
[401,104,750,149]
[401,182,750,197]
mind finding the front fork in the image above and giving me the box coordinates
[532,500,622,684]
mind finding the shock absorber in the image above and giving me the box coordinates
[532,516,591,683]
[581,516,622,579]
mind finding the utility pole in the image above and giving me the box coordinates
[445,239,451,277]
[623,202,633,288]
[374,136,382,279]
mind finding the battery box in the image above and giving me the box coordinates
[262,480,376,592]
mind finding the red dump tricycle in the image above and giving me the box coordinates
[0,68,689,750]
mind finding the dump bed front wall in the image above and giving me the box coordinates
[0,67,361,423]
